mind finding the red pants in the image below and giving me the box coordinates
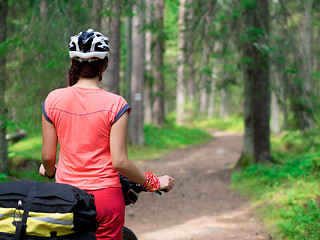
[86,187,125,240]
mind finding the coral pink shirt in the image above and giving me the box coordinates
[42,86,131,190]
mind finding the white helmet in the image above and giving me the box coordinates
[69,29,110,61]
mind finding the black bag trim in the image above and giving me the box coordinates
[15,182,43,240]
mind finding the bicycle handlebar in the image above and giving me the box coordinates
[119,174,163,205]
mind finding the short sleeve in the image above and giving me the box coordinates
[42,92,54,124]
[111,97,131,125]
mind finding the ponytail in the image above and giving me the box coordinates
[68,57,108,86]
[69,60,82,86]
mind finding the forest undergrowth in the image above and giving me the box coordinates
[232,130,320,240]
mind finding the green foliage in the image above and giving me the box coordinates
[275,199,320,240]
[232,131,320,239]
[240,0,256,9]
[5,0,93,132]
[0,37,19,56]
[242,27,266,42]
[0,173,9,183]
[164,0,179,51]
[271,130,320,158]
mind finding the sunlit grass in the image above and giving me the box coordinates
[128,123,212,160]
[194,115,244,132]
[128,145,168,161]
[8,136,42,162]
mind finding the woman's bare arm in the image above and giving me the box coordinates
[110,111,174,192]
[110,112,146,185]
[39,114,57,177]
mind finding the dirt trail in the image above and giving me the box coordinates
[124,130,273,240]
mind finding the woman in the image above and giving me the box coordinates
[39,29,174,240]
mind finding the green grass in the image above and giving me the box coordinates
[194,115,244,132]
[127,123,212,160]
[232,131,320,240]
[8,136,43,162]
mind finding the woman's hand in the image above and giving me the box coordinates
[158,175,175,192]
[39,163,56,178]
[38,164,46,177]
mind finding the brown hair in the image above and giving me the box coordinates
[68,57,108,86]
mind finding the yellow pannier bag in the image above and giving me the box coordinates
[0,180,98,240]
[0,207,74,237]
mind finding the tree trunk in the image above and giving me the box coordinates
[92,0,103,30]
[39,0,48,62]
[271,91,280,134]
[101,0,121,94]
[144,0,153,124]
[144,85,152,124]
[152,0,165,127]
[219,89,228,119]
[199,69,211,116]
[129,1,145,146]
[238,0,271,165]
[298,0,314,132]
[282,71,288,129]
[40,0,47,20]
[176,0,187,125]
[271,65,281,134]
[237,69,254,167]
[187,47,195,101]
[0,0,8,174]
[199,1,212,116]
[186,0,195,102]
[250,0,271,163]
[125,2,132,105]
[208,65,217,118]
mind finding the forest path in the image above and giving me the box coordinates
[124,130,273,240]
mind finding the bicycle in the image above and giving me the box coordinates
[120,174,162,240]
[123,227,138,240]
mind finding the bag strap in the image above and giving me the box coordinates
[15,182,43,240]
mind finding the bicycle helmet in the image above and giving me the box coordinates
[69,28,110,61]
